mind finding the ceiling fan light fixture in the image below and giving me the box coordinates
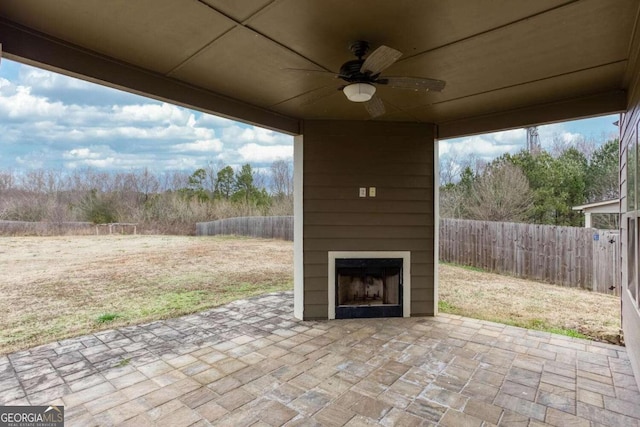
[343,83,376,102]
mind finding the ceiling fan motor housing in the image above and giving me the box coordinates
[339,59,372,83]
[349,40,369,58]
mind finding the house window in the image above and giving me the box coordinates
[630,219,637,300]
[628,132,637,212]
[637,226,640,308]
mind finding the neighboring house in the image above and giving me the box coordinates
[572,199,620,229]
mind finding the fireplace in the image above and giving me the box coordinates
[328,251,411,319]
[335,258,402,318]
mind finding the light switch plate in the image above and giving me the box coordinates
[359,187,367,197]
[369,187,376,197]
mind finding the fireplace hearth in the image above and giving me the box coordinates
[335,258,403,319]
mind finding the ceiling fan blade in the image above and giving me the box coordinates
[360,45,402,75]
[364,95,386,118]
[379,76,446,92]
[288,84,341,107]
[283,68,340,78]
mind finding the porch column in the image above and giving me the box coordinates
[293,134,304,320]
[584,212,592,228]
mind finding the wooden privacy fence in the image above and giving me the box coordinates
[196,216,293,241]
[195,216,620,295]
[439,219,620,295]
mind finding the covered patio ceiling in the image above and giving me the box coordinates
[0,0,638,137]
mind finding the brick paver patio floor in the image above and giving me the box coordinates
[0,291,638,426]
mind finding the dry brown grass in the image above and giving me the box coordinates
[0,236,622,354]
[0,235,293,354]
[439,263,621,344]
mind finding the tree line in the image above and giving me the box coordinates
[440,138,619,228]
[0,160,293,234]
[1,136,619,234]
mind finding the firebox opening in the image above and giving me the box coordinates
[335,258,403,319]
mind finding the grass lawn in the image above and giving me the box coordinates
[438,262,621,344]
[0,235,293,354]
[0,235,622,354]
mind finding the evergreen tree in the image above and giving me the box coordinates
[233,164,255,204]
[215,166,235,199]
[587,139,619,202]
[553,148,588,226]
[185,168,209,201]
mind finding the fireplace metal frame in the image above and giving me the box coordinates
[328,251,411,319]
[335,257,403,319]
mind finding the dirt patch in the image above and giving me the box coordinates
[0,236,621,354]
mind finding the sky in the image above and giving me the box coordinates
[0,58,620,174]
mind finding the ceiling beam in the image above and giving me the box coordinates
[437,90,627,139]
[0,18,301,135]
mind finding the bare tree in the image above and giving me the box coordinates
[575,138,597,162]
[466,154,488,177]
[19,170,46,193]
[550,133,598,161]
[438,154,461,187]
[467,163,533,222]
[252,168,269,192]
[0,170,15,193]
[203,160,223,196]
[439,186,466,218]
[130,168,160,201]
[0,163,300,234]
[439,152,488,186]
[270,160,293,197]
[158,171,189,192]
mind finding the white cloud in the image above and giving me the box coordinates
[173,139,223,153]
[111,103,194,125]
[21,68,90,91]
[162,157,203,170]
[196,114,236,128]
[239,127,278,144]
[3,60,615,174]
[78,158,117,168]
[559,131,582,144]
[492,128,525,143]
[61,145,158,170]
[0,86,65,119]
[0,61,300,172]
[441,134,522,161]
[63,147,104,160]
[238,143,293,163]
[221,125,292,147]
[15,154,45,169]
[536,124,584,148]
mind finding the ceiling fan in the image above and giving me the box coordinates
[289,41,446,118]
